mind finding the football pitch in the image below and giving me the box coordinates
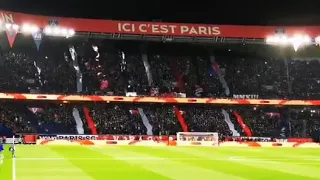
[1,145,320,180]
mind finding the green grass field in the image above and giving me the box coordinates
[1,145,320,180]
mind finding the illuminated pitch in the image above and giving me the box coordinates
[1,145,320,179]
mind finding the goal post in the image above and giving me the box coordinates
[176,132,219,146]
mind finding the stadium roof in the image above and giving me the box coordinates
[1,0,319,25]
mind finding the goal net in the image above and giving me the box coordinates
[176,132,219,146]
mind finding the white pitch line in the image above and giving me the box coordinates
[228,156,320,161]
[12,139,17,180]
[228,157,320,164]
[15,156,320,164]
[12,157,16,180]
[16,157,213,161]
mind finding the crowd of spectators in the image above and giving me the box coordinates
[0,36,319,140]
[0,103,34,134]
[2,37,320,99]
[92,104,146,135]
[0,101,318,141]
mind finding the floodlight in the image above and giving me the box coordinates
[68,29,75,36]
[266,35,289,45]
[43,26,52,34]
[12,24,19,31]
[290,34,311,52]
[43,26,75,37]
[315,36,320,44]
[21,24,39,33]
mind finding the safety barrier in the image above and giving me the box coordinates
[1,92,320,105]
[36,139,320,148]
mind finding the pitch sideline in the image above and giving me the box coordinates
[14,156,320,165]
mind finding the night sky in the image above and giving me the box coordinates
[0,0,319,25]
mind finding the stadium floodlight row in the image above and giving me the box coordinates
[266,34,313,51]
[2,10,320,47]
[0,21,75,37]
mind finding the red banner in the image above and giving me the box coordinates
[23,134,172,143]
[98,135,171,141]
[2,10,320,38]
[287,138,313,143]
[233,112,252,137]
[5,29,17,47]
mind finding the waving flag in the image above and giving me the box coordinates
[5,29,18,48]
[209,60,221,76]
[233,112,252,137]
[32,31,42,51]
[137,108,153,135]
[209,56,230,95]
[100,80,109,90]
[129,109,139,115]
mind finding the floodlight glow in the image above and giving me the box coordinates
[266,36,274,44]
[53,27,60,34]
[5,23,12,29]
[292,43,300,52]
[60,28,67,35]
[31,26,39,33]
[5,23,19,31]
[44,27,52,34]
[68,29,75,36]
[289,35,311,51]
[316,36,320,44]
[12,24,19,31]
[266,34,311,51]
[303,36,311,43]
[21,24,39,33]
[22,24,30,31]
[266,35,289,45]
[290,34,311,44]
[43,26,75,37]
[278,35,289,45]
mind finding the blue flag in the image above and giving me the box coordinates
[32,31,42,51]
[0,144,4,153]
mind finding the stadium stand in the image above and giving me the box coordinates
[0,37,320,141]
[0,11,319,144]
